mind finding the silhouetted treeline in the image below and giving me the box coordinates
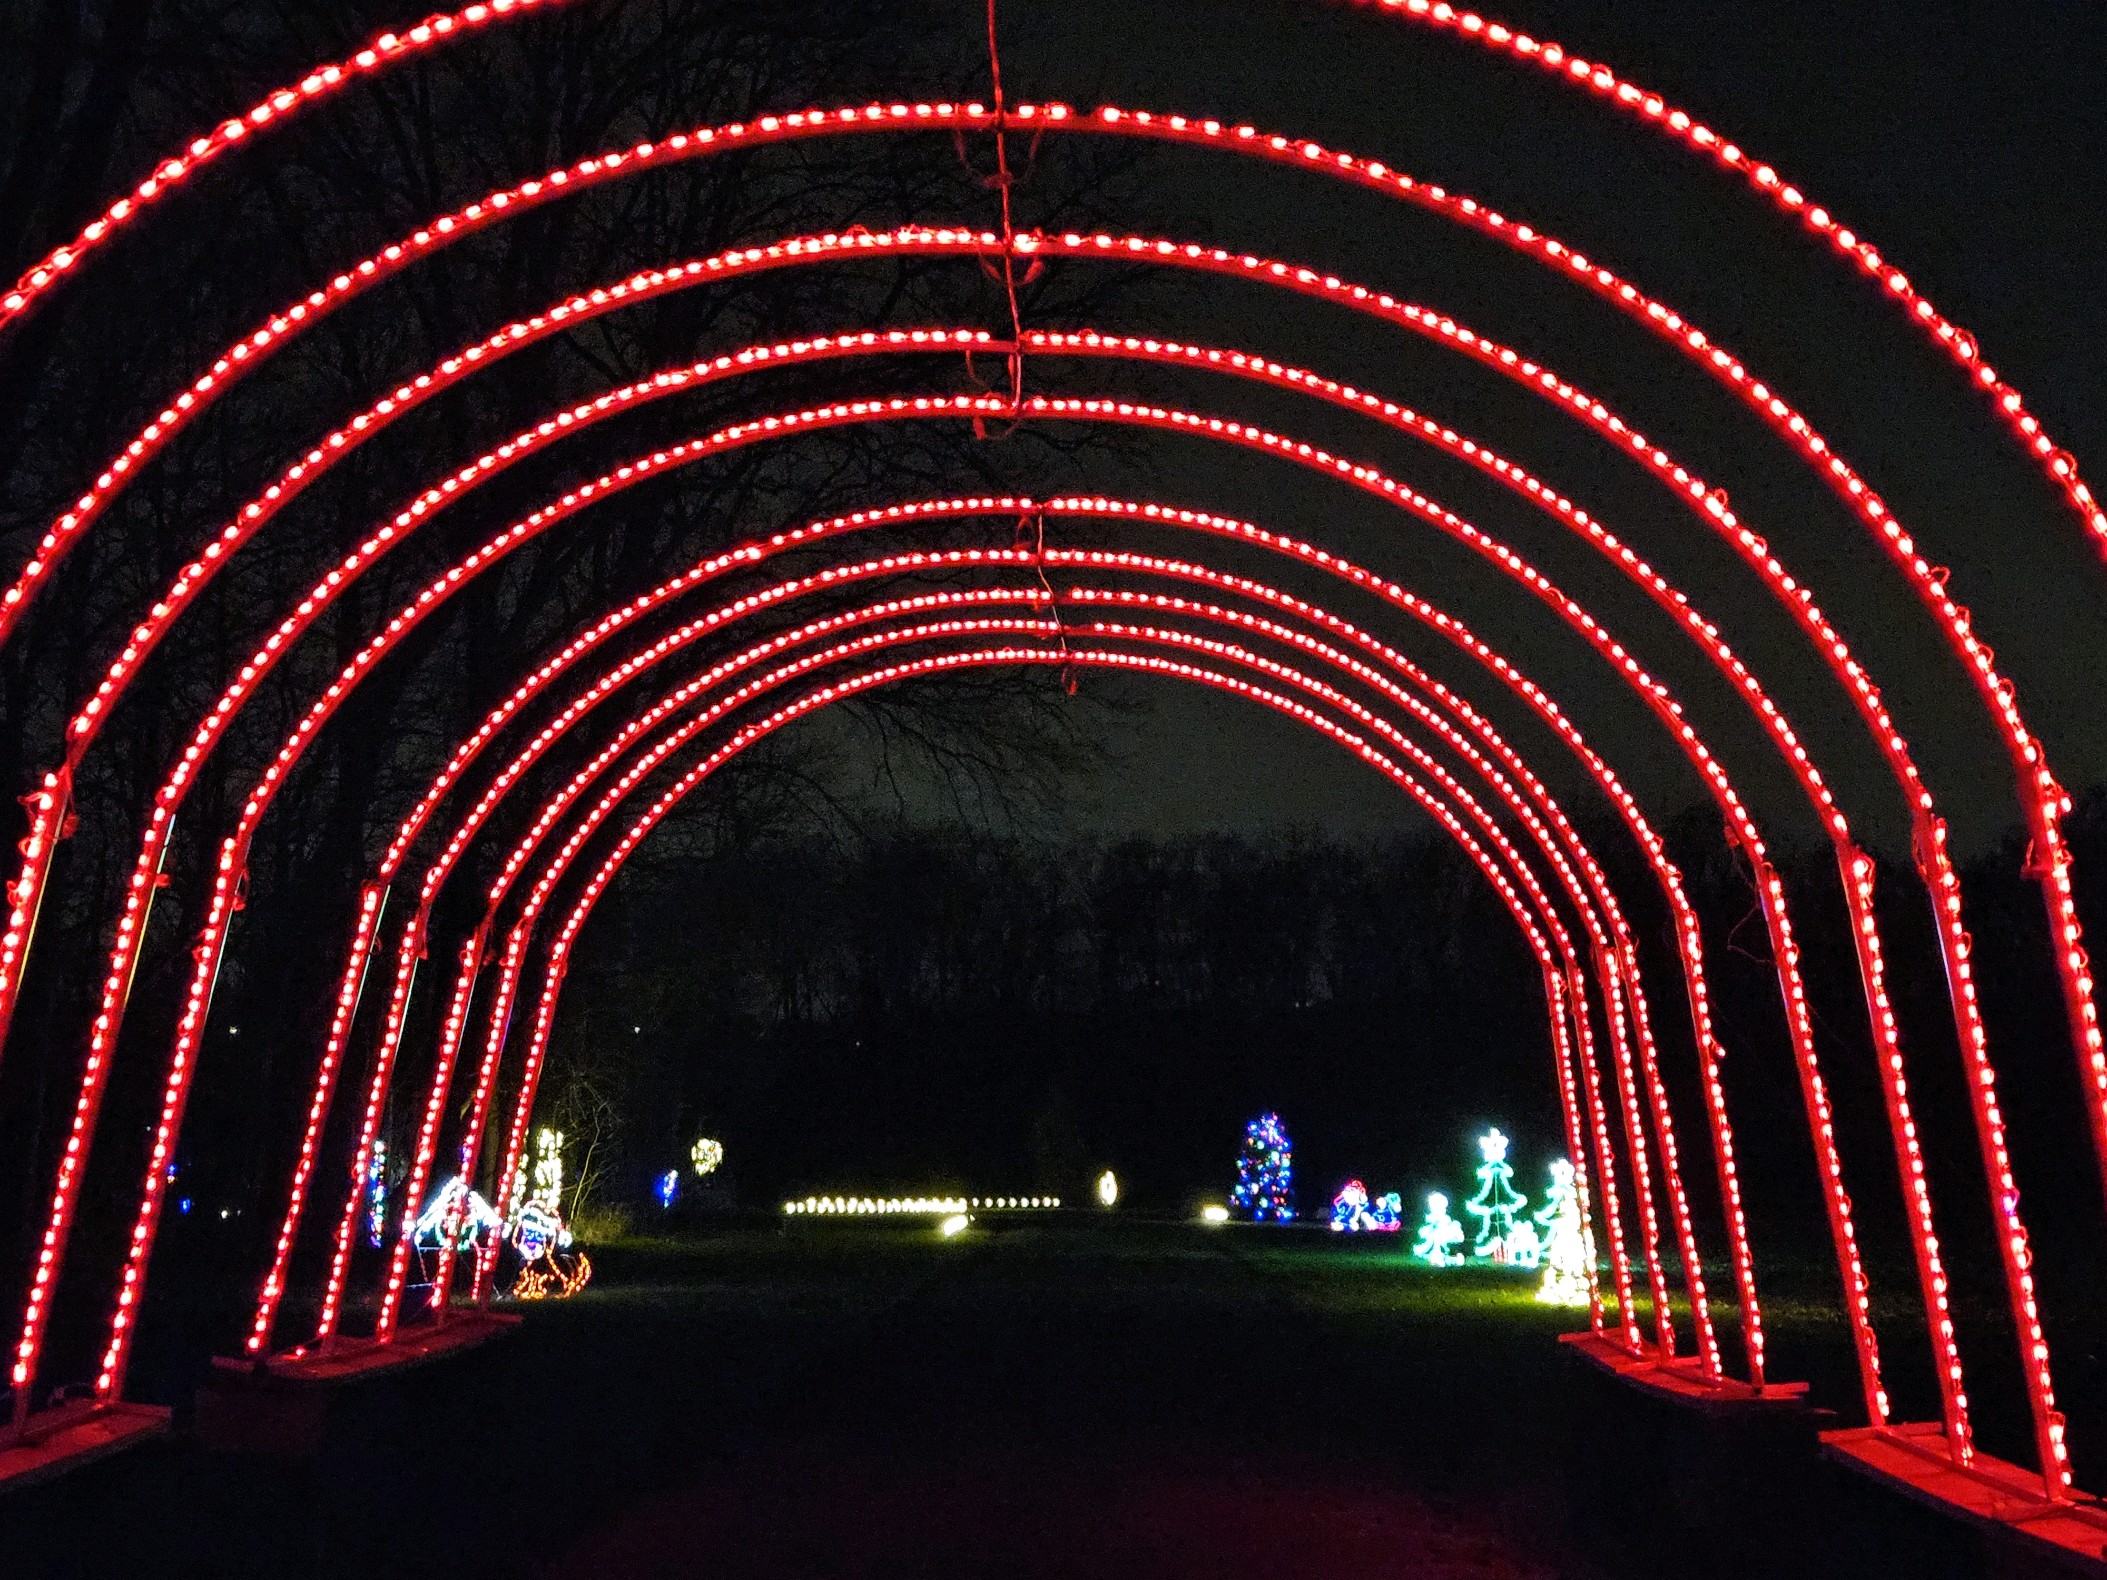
[0,0,1159,1391]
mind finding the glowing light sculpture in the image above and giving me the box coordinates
[507,1199,589,1301]
[1413,1194,1466,1266]
[531,1128,564,1212]
[656,1170,678,1210]
[1329,1180,1402,1233]
[690,1137,723,1177]
[1536,1160,1595,1309]
[410,1177,499,1252]
[1096,1170,1118,1207]
[1331,1179,1372,1231]
[1231,1111,1295,1222]
[1465,1130,1531,1263]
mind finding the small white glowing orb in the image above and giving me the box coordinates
[1201,1204,1230,1225]
[938,1213,970,1238]
[1096,1170,1119,1207]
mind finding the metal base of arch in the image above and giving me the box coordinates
[0,1399,169,1494]
[1821,1427,2107,1575]
[1559,1330,1809,1415]
[195,1309,518,1457]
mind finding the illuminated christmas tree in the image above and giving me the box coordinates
[1534,1158,1594,1307]
[1464,1128,1529,1261]
[1412,1192,1465,1265]
[1231,1111,1294,1221]
[363,1139,389,1249]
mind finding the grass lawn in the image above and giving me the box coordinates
[0,1218,2056,1577]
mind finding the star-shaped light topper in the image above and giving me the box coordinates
[1477,1127,1511,1164]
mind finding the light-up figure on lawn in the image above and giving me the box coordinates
[411,1176,501,1251]
[1231,1111,1295,1222]
[1533,1158,1594,1307]
[1330,1179,1404,1233]
[1412,1192,1466,1265]
[1331,1179,1372,1232]
[509,1199,592,1301]
[1465,1128,1531,1263]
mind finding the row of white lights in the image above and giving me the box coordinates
[782,1195,1062,1216]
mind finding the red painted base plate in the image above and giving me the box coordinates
[197,1310,522,1456]
[1559,1329,1811,1415]
[1823,1423,2107,1574]
[0,1400,171,1493]
[237,1308,522,1385]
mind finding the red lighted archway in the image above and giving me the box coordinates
[0,7,2094,1544]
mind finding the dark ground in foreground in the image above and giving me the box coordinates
[0,1220,2052,1578]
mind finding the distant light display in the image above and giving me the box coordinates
[938,1214,970,1238]
[656,1169,679,1209]
[1231,1111,1294,1222]
[1465,1129,1534,1264]
[508,1198,590,1300]
[690,1136,724,1177]
[511,1200,568,1262]
[781,1195,1059,1215]
[1534,1159,1593,1308]
[531,1127,564,1212]
[364,1139,389,1249]
[1332,1180,1403,1233]
[1200,1204,1231,1225]
[1412,1192,1466,1266]
[514,1252,592,1301]
[411,1176,500,1251]
[1331,1179,1370,1232]
[1096,1170,1119,1208]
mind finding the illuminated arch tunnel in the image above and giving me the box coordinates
[0,1,2101,1561]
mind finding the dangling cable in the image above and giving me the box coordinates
[1016,507,1077,694]
[985,0,1026,419]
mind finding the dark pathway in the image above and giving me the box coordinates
[0,1220,2018,1578]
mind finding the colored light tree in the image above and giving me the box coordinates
[1533,1158,1594,1308]
[364,1139,389,1249]
[1412,1192,1465,1265]
[1231,1111,1294,1221]
[1465,1128,1531,1263]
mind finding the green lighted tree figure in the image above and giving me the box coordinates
[1464,1128,1529,1261]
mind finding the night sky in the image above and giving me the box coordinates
[864,0,2107,859]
